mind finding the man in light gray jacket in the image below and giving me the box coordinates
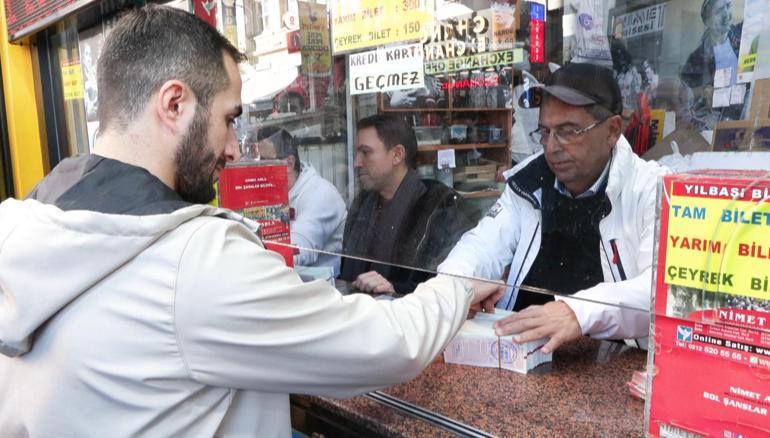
[0,6,502,437]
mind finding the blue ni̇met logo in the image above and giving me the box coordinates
[677,325,693,342]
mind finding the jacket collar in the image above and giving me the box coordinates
[506,135,635,209]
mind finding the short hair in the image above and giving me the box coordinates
[254,126,300,173]
[356,114,417,169]
[97,5,245,132]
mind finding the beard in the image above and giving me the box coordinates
[174,105,221,204]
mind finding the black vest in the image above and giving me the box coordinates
[514,174,611,311]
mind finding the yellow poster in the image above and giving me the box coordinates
[331,0,435,53]
[61,62,84,101]
[299,2,331,75]
[663,179,770,300]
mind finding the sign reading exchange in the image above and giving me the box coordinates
[424,49,514,75]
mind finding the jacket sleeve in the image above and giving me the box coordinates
[173,219,472,398]
[291,184,346,267]
[558,173,659,340]
[437,187,522,281]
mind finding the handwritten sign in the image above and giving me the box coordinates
[349,43,425,95]
[331,0,435,53]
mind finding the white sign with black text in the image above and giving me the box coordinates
[349,43,425,95]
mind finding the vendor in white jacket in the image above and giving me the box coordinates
[0,6,504,437]
[252,127,347,275]
[439,63,668,354]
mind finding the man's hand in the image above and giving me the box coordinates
[493,301,582,354]
[467,280,506,319]
[353,271,395,294]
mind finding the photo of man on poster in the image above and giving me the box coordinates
[680,0,746,130]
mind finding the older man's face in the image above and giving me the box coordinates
[538,97,618,196]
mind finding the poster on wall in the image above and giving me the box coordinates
[566,0,612,66]
[736,0,768,83]
[677,0,746,130]
[330,0,435,53]
[298,2,332,75]
[647,171,770,437]
[349,43,425,95]
[218,162,294,266]
[609,3,665,111]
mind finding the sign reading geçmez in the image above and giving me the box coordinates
[349,43,425,95]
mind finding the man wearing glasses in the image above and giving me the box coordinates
[439,63,668,354]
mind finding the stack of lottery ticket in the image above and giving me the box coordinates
[443,309,552,373]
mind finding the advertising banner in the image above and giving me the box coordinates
[647,171,770,437]
[529,3,544,63]
[349,43,424,95]
[330,0,435,53]
[218,162,294,266]
[61,59,83,101]
[298,2,332,75]
[648,315,770,437]
[657,172,770,303]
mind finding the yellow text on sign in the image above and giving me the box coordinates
[664,194,770,300]
[331,0,434,53]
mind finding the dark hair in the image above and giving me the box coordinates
[97,5,245,132]
[254,126,300,173]
[356,114,417,169]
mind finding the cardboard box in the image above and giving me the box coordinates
[443,309,552,373]
[749,78,770,120]
[713,119,770,151]
[453,160,498,184]
[646,171,770,437]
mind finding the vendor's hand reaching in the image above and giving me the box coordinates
[467,280,506,319]
[493,300,582,354]
[353,271,395,294]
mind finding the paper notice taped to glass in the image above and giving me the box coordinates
[443,309,552,373]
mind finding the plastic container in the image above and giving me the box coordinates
[413,126,443,146]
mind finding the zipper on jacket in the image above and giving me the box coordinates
[609,239,627,281]
[504,223,540,310]
[600,240,618,282]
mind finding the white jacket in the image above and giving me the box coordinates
[289,162,346,275]
[0,198,472,437]
[439,137,668,344]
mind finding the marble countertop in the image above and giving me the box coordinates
[293,337,647,436]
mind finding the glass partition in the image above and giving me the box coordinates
[46,0,770,341]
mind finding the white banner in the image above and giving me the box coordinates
[349,43,425,95]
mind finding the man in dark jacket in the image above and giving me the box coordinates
[680,0,743,127]
[340,115,472,294]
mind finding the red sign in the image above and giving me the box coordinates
[647,172,770,437]
[218,162,294,266]
[194,0,218,27]
[529,3,545,64]
[442,75,499,90]
[4,0,88,41]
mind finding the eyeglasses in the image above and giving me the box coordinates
[529,117,611,146]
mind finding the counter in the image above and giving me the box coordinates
[291,337,646,436]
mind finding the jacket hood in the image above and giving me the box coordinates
[0,198,229,357]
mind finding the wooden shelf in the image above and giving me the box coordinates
[458,189,501,199]
[417,142,507,151]
[381,107,511,112]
